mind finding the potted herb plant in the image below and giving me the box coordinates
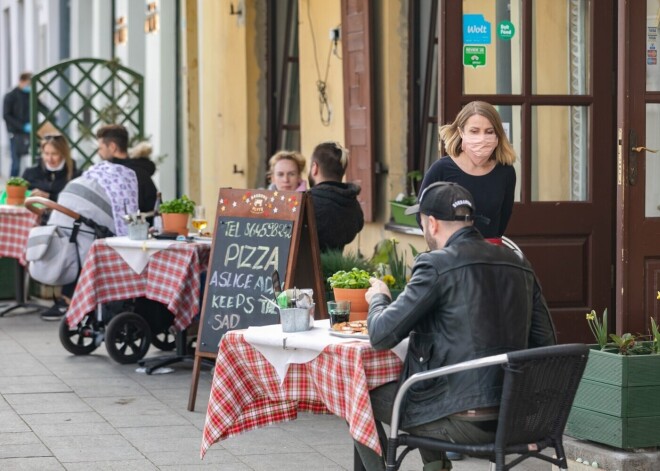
[565,308,660,449]
[390,170,422,227]
[5,176,30,206]
[327,267,373,321]
[159,194,195,235]
[320,250,374,300]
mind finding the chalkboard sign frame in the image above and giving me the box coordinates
[188,188,326,411]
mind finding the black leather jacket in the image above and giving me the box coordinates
[368,226,556,428]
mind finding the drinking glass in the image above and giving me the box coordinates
[327,300,351,327]
[192,205,208,236]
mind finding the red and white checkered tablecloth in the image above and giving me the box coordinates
[0,205,38,265]
[201,330,403,458]
[66,239,210,331]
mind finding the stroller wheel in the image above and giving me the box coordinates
[105,312,152,364]
[59,315,100,355]
[150,327,176,351]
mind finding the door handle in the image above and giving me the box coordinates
[631,146,658,153]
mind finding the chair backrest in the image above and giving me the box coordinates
[496,344,589,449]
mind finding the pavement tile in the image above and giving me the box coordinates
[0,431,41,446]
[218,426,313,456]
[0,457,64,470]
[239,451,346,470]
[0,353,51,376]
[63,459,159,470]
[62,375,150,398]
[83,395,191,428]
[0,374,70,394]
[0,443,52,459]
[29,420,119,437]
[144,447,244,466]
[40,434,144,463]
[0,410,30,433]
[4,392,92,415]
[20,411,106,426]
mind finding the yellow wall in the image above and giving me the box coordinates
[297,0,345,162]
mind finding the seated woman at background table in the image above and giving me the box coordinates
[22,133,80,202]
[267,150,308,191]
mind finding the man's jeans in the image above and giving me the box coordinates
[353,382,496,471]
[9,135,23,177]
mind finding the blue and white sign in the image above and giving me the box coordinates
[463,14,491,45]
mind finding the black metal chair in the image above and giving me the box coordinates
[385,344,589,471]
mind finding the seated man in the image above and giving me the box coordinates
[355,182,556,471]
[308,141,364,252]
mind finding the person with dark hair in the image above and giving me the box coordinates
[96,124,158,214]
[3,72,48,176]
[22,134,80,202]
[354,182,556,471]
[308,141,364,252]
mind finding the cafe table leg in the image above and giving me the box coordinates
[0,260,46,317]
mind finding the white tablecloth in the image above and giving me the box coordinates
[105,236,177,273]
[244,319,408,382]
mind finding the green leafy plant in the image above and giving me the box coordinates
[328,267,373,290]
[651,317,660,354]
[586,309,608,350]
[371,239,412,290]
[321,250,373,291]
[586,308,656,355]
[395,170,423,206]
[6,177,29,187]
[159,195,195,214]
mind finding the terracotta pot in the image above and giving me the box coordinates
[6,185,27,206]
[162,213,190,236]
[333,287,369,321]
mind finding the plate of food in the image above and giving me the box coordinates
[329,320,369,340]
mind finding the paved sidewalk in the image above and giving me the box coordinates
[0,307,554,470]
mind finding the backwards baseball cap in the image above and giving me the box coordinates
[404,182,480,222]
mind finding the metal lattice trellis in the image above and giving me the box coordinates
[29,58,144,170]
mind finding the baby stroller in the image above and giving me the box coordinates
[24,176,176,364]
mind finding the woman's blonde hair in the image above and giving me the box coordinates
[40,134,75,180]
[439,101,516,165]
[268,150,307,175]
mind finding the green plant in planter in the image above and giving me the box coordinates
[159,195,195,214]
[395,170,423,206]
[328,267,373,289]
[320,250,373,292]
[6,177,29,187]
[371,238,413,290]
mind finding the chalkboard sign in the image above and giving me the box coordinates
[188,188,326,410]
[198,216,293,351]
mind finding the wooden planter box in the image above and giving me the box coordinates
[565,345,660,449]
[389,201,417,227]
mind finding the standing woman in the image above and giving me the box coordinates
[418,101,516,241]
[22,133,80,202]
[268,150,308,191]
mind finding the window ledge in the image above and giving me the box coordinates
[384,221,423,236]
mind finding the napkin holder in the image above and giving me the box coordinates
[127,222,149,240]
[279,304,315,333]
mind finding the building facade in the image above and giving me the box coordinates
[2,0,656,343]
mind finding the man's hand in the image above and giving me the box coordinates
[30,189,49,199]
[366,277,391,304]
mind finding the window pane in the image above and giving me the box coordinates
[532,106,589,201]
[646,3,660,91]
[532,0,591,95]
[495,105,522,203]
[462,0,522,95]
[645,104,660,217]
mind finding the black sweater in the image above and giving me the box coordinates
[111,157,158,213]
[22,160,81,202]
[310,181,364,252]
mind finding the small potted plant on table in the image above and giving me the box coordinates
[159,195,195,236]
[328,267,373,321]
[5,177,30,206]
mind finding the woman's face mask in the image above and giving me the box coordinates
[460,115,499,160]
